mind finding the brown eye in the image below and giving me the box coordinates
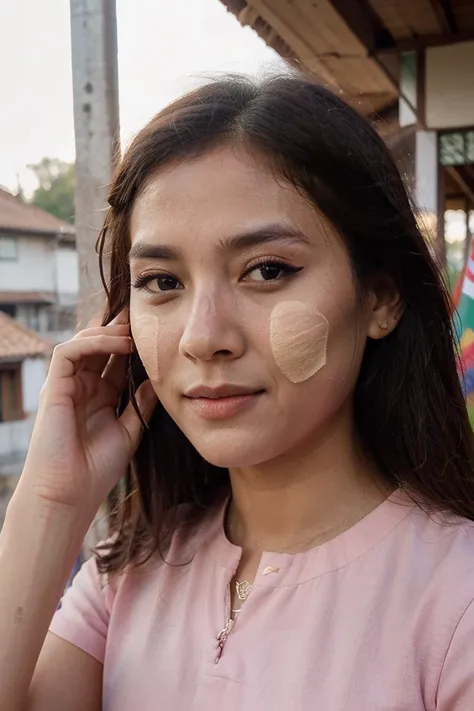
[141,274,182,293]
[252,264,285,281]
[155,275,179,291]
[243,260,303,283]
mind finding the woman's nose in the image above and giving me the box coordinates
[178,294,246,362]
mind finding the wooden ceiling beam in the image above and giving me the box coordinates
[248,0,337,85]
[328,0,395,52]
[220,0,398,110]
[375,28,474,53]
[438,0,459,33]
[428,0,455,34]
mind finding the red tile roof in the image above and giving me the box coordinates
[0,291,56,305]
[0,311,53,361]
[0,188,74,237]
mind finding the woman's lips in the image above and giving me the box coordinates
[185,392,263,420]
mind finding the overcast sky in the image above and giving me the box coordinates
[0,0,281,194]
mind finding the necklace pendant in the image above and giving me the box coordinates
[215,619,233,664]
[236,580,252,601]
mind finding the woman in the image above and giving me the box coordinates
[1,74,474,711]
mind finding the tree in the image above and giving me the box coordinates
[28,158,75,224]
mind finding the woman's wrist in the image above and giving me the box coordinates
[7,477,98,534]
[0,489,93,711]
[2,486,96,594]
[2,493,91,582]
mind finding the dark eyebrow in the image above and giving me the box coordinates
[218,223,311,252]
[128,222,310,262]
[129,243,182,261]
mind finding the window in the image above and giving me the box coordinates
[0,304,16,318]
[24,305,40,332]
[399,51,417,127]
[439,130,474,167]
[0,363,23,422]
[0,235,18,260]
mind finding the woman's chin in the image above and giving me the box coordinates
[191,432,279,470]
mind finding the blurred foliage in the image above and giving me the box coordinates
[467,405,474,429]
[28,158,75,224]
[446,261,460,292]
[445,234,469,293]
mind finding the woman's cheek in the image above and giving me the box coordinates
[270,301,329,383]
[131,312,161,385]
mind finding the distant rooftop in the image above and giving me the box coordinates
[0,187,75,240]
[0,311,52,362]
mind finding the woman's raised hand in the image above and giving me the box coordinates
[19,318,157,518]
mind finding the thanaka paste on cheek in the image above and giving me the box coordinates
[270,301,329,383]
[131,313,160,384]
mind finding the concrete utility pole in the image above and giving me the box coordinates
[70,0,120,327]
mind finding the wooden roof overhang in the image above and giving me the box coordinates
[219,0,474,115]
[219,0,474,204]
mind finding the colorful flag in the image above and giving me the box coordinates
[456,238,474,425]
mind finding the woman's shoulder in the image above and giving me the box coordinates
[50,493,227,662]
[393,496,474,597]
[403,498,474,552]
[395,503,474,705]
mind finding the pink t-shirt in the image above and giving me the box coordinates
[50,491,474,710]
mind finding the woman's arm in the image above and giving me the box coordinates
[0,495,96,711]
[436,598,474,710]
[28,634,102,711]
[0,321,156,711]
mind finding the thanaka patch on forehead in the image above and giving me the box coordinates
[131,312,160,384]
[270,301,328,383]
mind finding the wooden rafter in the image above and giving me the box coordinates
[375,27,474,52]
[428,0,456,34]
[328,0,394,52]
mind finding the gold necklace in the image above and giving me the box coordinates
[236,580,252,601]
[231,580,252,617]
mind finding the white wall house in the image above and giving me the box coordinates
[0,189,78,492]
[0,188,78,342]
[0,311,51,466]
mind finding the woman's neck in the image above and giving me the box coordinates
[226,409,392,554]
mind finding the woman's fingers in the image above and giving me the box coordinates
[101,353,129,393]
[119,380,157,455]
[73,323,130,376]
[48,335,133,381]
[74,324,130,339]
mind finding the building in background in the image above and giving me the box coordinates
[218,0,474,270]
[0,187,78,344]
[0,311,52,524]
[0,188,78,523]
[0,311,51,459]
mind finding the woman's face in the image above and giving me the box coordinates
[129,147,382,468]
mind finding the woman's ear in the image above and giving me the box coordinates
[366,275,404,340]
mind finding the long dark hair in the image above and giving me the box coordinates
[95,72,474,573]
